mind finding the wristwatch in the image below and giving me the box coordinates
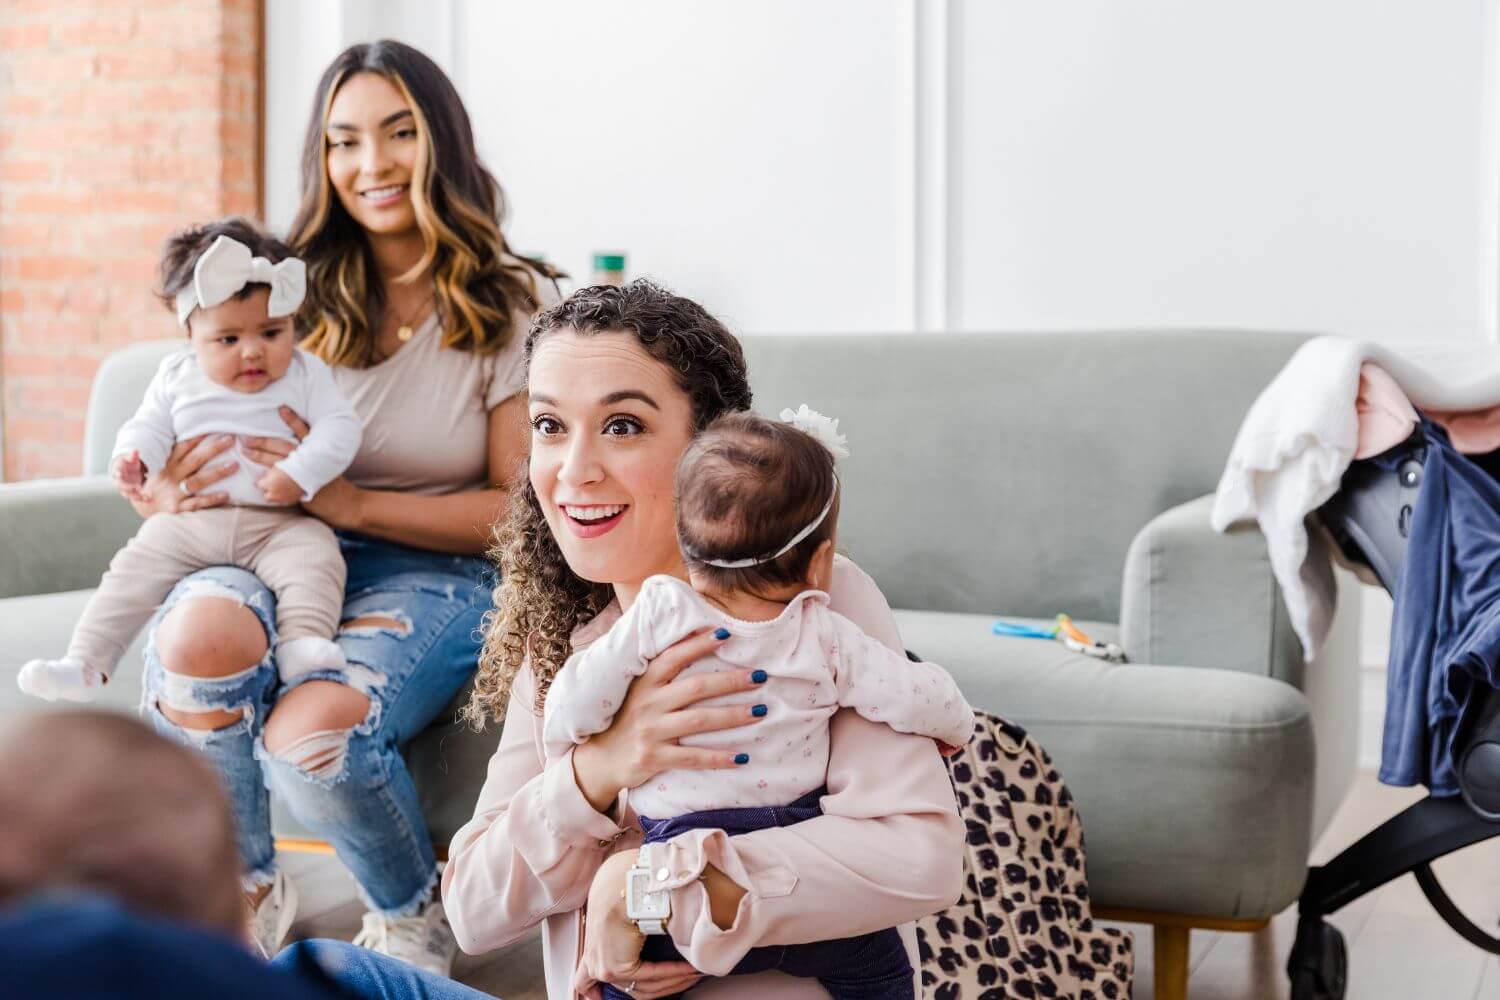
[623,846,671,935]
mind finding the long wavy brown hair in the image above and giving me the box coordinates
[287,40,560,367]
[463,281,754,727]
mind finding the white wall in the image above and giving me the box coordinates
[267,0,1500,343]
[457,0,917,334]
[954,1,1499,340]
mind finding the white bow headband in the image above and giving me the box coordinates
[696,405,849,570]
[175,235,307,326]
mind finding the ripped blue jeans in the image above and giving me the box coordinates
[141,532,493,917]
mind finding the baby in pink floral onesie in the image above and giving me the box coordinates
[543,407,973,1000]
[542,407,974,817]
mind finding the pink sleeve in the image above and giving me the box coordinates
[829,613,976,749]
[648,557,965,975]
[441,668,632,954]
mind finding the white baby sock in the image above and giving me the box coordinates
[277,636,347,685]
[18,657,104,703]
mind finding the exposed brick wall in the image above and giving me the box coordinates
[0,0,261,480]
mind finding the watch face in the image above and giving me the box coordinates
[627,871,670,919]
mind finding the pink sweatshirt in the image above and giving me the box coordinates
[441,557,966,999]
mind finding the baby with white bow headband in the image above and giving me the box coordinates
[544,407,975,1000]
[19,219,362,703]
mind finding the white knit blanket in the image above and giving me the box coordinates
[1211,335,1500,659]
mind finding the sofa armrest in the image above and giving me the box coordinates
[0,477,139,599]
[895,607,1318,918]
[1007,660,1314,919]
[1119,493,1304,685]
[895,605,1320,918]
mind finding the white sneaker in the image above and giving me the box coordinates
[249,870,299,960]
[352,899,458,977]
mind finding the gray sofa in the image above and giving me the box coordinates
[0,330,1360,999]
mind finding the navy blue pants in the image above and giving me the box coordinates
[602,787,913,1000]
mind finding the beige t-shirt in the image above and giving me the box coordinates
[330,291,550,496]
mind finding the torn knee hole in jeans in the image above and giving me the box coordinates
[274,728,352,782]
[156,661,262,704]
[338,610,413,640]
[172,577,274,617]
[173,578,249,606]
[151,697,250,746]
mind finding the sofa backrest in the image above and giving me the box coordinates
[741,330,1307,620]
[84,330,1306,620]
[84,341,180,477]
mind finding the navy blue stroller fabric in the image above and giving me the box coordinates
[1381,415,1500,795]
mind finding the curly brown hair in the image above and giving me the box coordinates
[463,280,753,727]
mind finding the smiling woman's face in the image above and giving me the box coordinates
[527,330,698,597]
[323,71,420,238]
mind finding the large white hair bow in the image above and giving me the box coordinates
[175,234,307,325]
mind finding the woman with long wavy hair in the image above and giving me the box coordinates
[126,40,556,975]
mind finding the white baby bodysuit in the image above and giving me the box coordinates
[543,574,976,817]
[113,347,363,506]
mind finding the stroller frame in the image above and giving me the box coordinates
[1289,437,1500,999]
[1291,793,1500,998]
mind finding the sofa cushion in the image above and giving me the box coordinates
[0,590,145,720]
[893,607,1315,918]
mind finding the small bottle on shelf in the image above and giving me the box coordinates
[592,252,626,287]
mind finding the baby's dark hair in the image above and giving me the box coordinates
[676,412,840,596]
[157,217,294,323]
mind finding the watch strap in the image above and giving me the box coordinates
[627,845,670,935]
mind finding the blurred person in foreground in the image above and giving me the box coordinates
[0,711,489,998]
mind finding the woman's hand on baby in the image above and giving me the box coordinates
[242,410,316,483]
[238,406,302,466]
[573,851,704,1000]
[136,435,237,515]
[243,406,364,528]
[572,628,768,815]
[256,467,303,505]
[110,450,147,502]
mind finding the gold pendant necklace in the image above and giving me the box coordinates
[392,290,434,345]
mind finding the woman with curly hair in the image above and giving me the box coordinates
[281,281,965,999]
[124,40,556,973]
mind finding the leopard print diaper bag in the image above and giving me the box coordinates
[917,712,1134,999]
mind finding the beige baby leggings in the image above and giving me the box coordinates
[68,507,346,673]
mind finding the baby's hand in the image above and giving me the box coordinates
[257,466,304,505]
[110,450,147,502]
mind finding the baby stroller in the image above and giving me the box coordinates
[1287,429,1500,1000]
